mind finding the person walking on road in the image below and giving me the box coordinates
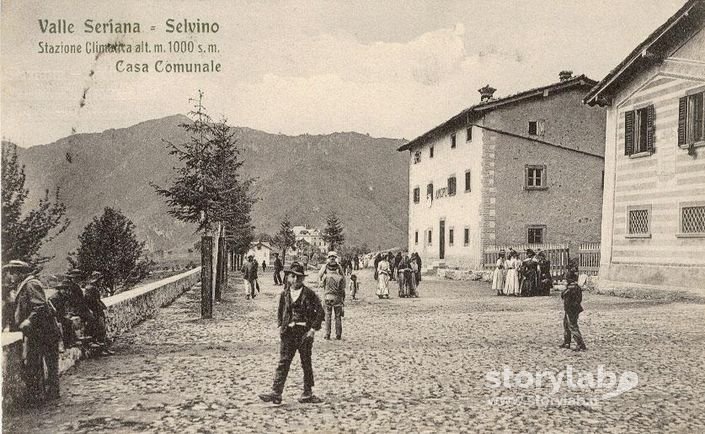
[273,253,283,286]
[320,252,346,340]
[260,262,325,405]
[241,255,259,299]
[262,260,267,272]
[376,254,391,299]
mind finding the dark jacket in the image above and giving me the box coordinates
[561,282,583,313]
[241,260,258,281]
[14,276,61,342]
[274,257,283,271]
[277,285,325,333]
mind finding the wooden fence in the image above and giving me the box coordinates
[483,243,570,279]
[577,242,601,276]
[483,243,601,278]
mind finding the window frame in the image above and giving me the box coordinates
[414,230,419,245]
[524,164,547,190]
[677,201,705,238]
[679,89,705,148]
[450,133,457,149]
[449,227,454,246]
[447,175,457,196]
[430,146,435,158]
[426,183,434,201]
[466,126,472,142]
[464,170,471,192]
[624,104,655,157]
[527,225,546,244]
[625,204,652,239]
[427,228,433,246]
[413,186,420,204]
[413,150,422,164]
[463,227,470,246]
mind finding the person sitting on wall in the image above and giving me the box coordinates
[83,271,113,356]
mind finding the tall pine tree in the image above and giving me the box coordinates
[322,211,345,251]
[272,214,296,263]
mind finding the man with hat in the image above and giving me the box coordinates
[240,255,259,300]
[3,260,62,403]
[84,271,113,355]
[318,251,346,340]
[260,261,325,404]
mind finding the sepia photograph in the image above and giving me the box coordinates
[1,0,704,432]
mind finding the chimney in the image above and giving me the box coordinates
[478,84,496,102]
[559,70,573,81]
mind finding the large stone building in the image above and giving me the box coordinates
[584,0,705,293]
[399,73,606,269]
[292,225,327,253]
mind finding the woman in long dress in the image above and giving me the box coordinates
[376,256,391,299]
[520,249,539,297]
[504,251,521,296]
[492,250,507,295]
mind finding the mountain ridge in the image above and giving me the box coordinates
[5,115,409,272]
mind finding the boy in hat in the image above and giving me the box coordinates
[559,260,587,352]
[3,260,62,403]
[260,262,325,404]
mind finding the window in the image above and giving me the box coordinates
[447,176,456,196]
[430,146,435,158]
[679,202,705,237]
[415,231,419,245]
[525,165,547,190]
[624,105,654,156]
[679,91,705,146]
[413,187,420,204]
[464,170,471,192]
[464,228,469,246]
[527,226,545,244]
[466,126,472,142]
[449,228,454,246]
[528,120,545,136]
[428,229,433,246]
[426,183,433,200]
[450,133,457,149]
[413,150,422,164]
[627,205,651,238]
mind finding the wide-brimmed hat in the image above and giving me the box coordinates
[66,269,83,279]
[2,260,31,272]
[327,251,338,258]
[283,261,307,277]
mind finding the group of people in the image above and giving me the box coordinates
[1,260,113,406]
[492,248,553,297]
[373,251,422,299]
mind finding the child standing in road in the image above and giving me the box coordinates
[349,274,359,300]
[559,264,587,352]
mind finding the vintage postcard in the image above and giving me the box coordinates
[1,1,704,433]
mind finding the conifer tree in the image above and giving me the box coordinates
[322,211,345,251]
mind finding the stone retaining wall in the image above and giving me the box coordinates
[2,267,201,410]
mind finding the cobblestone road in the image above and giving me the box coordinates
[4,269,705,433]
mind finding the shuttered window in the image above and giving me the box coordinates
[679,92,705,146]
[413,187,420,204]
[624,105,654,156]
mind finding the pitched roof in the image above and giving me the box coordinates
[398,75,597,152]
[584,0,705,106]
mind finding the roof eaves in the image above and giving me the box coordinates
[584,0,702,106]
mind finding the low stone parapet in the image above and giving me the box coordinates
[2,267,201,410]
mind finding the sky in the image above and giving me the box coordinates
[0,0,688,147]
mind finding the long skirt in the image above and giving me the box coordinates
[377,273,390,297]
[491,269,506,294]
[504,269,520,296]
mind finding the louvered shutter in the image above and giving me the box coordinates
[646,105,655,153]
[624,111,635,155]
[678,96,687,146]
